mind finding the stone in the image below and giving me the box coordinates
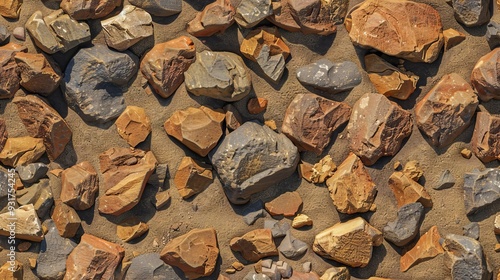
[232,261,244,271]
[210,121,299,204]
[282,93,351,155]
[264,219,291,238]
[0,204,43,241]
[61,161,99,210]
[452,0,490,27]
[313,217,382,267]
[292,214,313,228]
[0,137,45,167]
[463,222,480,240]
[287,0,348,35]
[16,163,48,184]
[441,234,491,280]
[364,54,418,100]
[486,21,500,48]
[262,263,279,280]
[65,234,125,279]
[153,190,171,210]
[403,160,424,182]
[36,219,76,280]
[461,148,472,159]
[267,0,301,33]
[0,170,8,198]
[400,226,444,272]
[14,53,62,95]
[101,5,153,51]
[0,261,22,279]
[164,106,225,157]
[247,98,268,114]
[303,262,312,273]
[115,106,152,147]
[345,0,443,63]
[60,0,121,20]
[117,217,149,242]
[276,261,292,278]
[242,200,265,225]
[12,27,24,40]
[389,171,433,208]
[184,50,252,101]
[347,93,413,165]
[463,168,500,215]
[320,267,350,280]
[495,215,500,234]
[265,191,302,217]
[13,95,71,160]
[16,179,53,217]
[17,241,30,252]
[230,229,278,262]
[298,161,314,183]
[64,44,138,123]
[0,0,22,18]
[326,153,377,214]
[297,59,361,93]
[265,120,277,130]
[279,231,308,258]
[0,43,26,99]
[0,25,9,42]
[160,228,219,279]
[244,272,272,280]
[51,199,81,238]
[443,28,466,50]
[129,0,181,16]
[435,169,455,190]
[28,259,36,269]
[187,0,235,37]
[224,104,243,131]
[126,253,182,280]
[147,163,168,188]
[471,48,500,101]
[0,119,6,152]
[383,202,424,247]
[235,0,273,28]
[174,156,213,199]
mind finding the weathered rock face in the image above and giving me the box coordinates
[60,0,121,20]
[313,217,382,267]
[0,43,26,99]
[65,234,125,280]
[389,171,433,208]
[115,106,152,147]
[471,112,500,162]
[174,156,213,199]
[452,0,490,27]
[141,36,196,99]
[129,0,181,16]
[61,161,99,210]
[187,0,235,37]
[235,0,273,28]
[347,93,413,166]
[400,226,444,271]
[14,53,62,95]
[486,21,500,48]
[160,228,219,279]
[230,229,278,262]
[415,73,478,147]
[471,48,500,101]
[0,0,22,18]
[463,168,500,215]
[164,106,225,157]
[441,234,491,280]
[281,93,351,155]
[443,28,466,50]
[292,214,313,229]
[383,202,424,247]
[288,0,348,35]
[101,5,153,51]
[64,44,138,123]
[326,153,377,214]
[116,217,149,242]
[265,191,302,217]
[297,59,361,93]
[210,121,300,204]
[0,137,45,167]
[345,0,443,63]
[51,199,81,238]
[309,155,336,184]
[184,50,251,101]
[126,253,182,280]
[0,204,43,242]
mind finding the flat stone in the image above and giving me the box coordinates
[389,171,433,208]
[0,43,26,99]
[117,217,149,242]
[279,230,308,258]
[0,137,45,167]
[288,0,348,35]
[292,214,313,229]
[242,200,265,225]
[265,191,302,217]
[320,267,350,280]
[153,190,171,210]
[129,0,182,16]
[486,21,500,48]
[463,168,500,215]
[452,0,490,27]
[400,226,444,271]
[51,199,81,238]
[471,112,500,162]
[16,163,48,184]
[443,28,466,50]
[297,59,361,93]
[471,48,500,101]
[174,156,213,199]
[210,121,299,204]
[224,104,243,131]
[247,98,268,114]
[187,0,235,37]
[235,0,272,28]
[230,229,278,262]
[0,204,43,242]
[0,119,7,151]
[61,161,99,210]
[0,25,9,42]
[264,219,291,238]
[115,106,152,147]
[60,0,121,20]
[12,26,24,40]
[0,0,22,18]
[14,52,62,95]
[383,202,424,246]
[463,222,480,240]
[0,261,22,279]
[126,253,182,280]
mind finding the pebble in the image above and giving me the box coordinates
[463,222,480,240]
[12,26,24,40]
[230,229,278,262]
[265,191,303,217]
[383,202,424,246]
[461,148,472,159]
[247,98,268,114]
[116,217,149,242]
[0,24,9,42]
[279,230,308,258]
[292,214,313,229]
[486,21,500,48]
[242,199,266,225]
[443,28,466,50]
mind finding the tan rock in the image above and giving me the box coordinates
[0,260,22,279]
[115,106,151,147]
[154,190,171,210]
[471,112,500,162]
[0,43,27,99]
[61,161,99,210]
[403,160,424,182]
[247,97,268,115]
[51,200,81,238]
[389,171,432,208]
[265,191,303,217]
[298,161,314,183]
[117,217,149,242]
[400,226,444,271]
[0,0,22,18]
[0,204,43,242]
[224,104,243,131]
[310,155,337,184]
[230,229,278,262]
[160,228,219,279]
[320,267,350,280]
[443,28,466,50]
[60,0,121,20]
[174,156,213,199]
[232,261,244,271]
[0,137,45,167]
[0,119,7,152]
[28,258,36,269]
[495,244,500,252]
[471,48,500,102]
[187,0,235,37]
[326,153,377,214]
[292,214,313,229]
[461,148,472,159]
[14,52,62,95]
[264,120,277,131]
[494,215,500,234]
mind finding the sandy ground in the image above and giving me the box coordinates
[0,0,499,279]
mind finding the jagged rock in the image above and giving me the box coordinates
[0,43,26,99]
[153,190,171,210]
[279,231,308,258]
[265,191,302,217]
[347,93,413,165]
[262,263,279,280]
[471,112,500,162]
[0,261,22,279]
[16,163,48,184]
[187,0,235,37]
[264,219,291,238]
[443,28,466,50]
[267,0,301,32]
[60,0,121,20]
[400,226,444,271]
[298,161,314,183]
[320,267,350,280]
[463,222,480,240]
[174,156,213,199]
[0,137,45,167]
[383,202,424,246]
[230,229,278,262]
[486,21,500,48]
[471,48,500,101]
[235,0,273,28]
[0,0,22,18]
[17,179,53,217]
[12,27,24,40]
[463,168,500,215]
[210,121,299,204]
[435,169,455,190]
[51,200,81,238]
[0,204,43,242]
[14,52,62,95]
[242,200,265,225]
[403,160,424,182]
[224,104,243,131]
[389,171,433,208]
[288,0,348,35]
[247,98,268,115]
[115,106,152,147]
[309,155,337,184]
[126,253,182,280]
[129,0,181,16]
[117,217,149,242]
[452,0,490,27]
[0,119,6,151]
[297,59,361,93]
[276,261,292,278]
[292,214,313,229]
[61,161,99,210]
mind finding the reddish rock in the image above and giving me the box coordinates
[471,48,500,101]
[443,28,466,50]
[0,0,22,18]
[60,0,121,20]
[400,226,444,271]
[247,98,268,115]
[51,200,81,238]
[0,136,45,167]
[0,43,27,99]
[187,0,235,37]
[0,119,7,152]
[61,161,99,210]
[14,52,62,95]
[298,161,314,183]
[415,73,478,147]
[230,229,278,262]
[116,217,149,242]
[174,156,213,199]
[282,93,351,155]
[265,191,303,216]
[471,112,500,162]
[115,106,151,147]
[288,0,348,35]
[389,171,433,208]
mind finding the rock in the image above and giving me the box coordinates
[461,148,472,159]
[60,0,121,20]
[292,214,313,228]
[210,121,299,204]
[61,161,99,210]
[463,168,500,215]
[347,93,413,165]
[129,0,181,16]
[0,261,22,279]
[126,253,182,280]
[64,44,138,123]
[174,156,213,199]
[16,179,53,217]
[452,0,490,27]
[400,226,444,271]
[184,50,252,101]
[51,199,81,238]
[0,170,9,198]
[187,0,235,37]
[264,219,291,238]
[232,261,245,271]
[320,267,350,280]
[98,148,157,215]
[441,234,492,280]
[486,21,500,48]
[117,217,149,242]
[0,119,7,152]
[298,161,314,183]
[290,272,321,280]
[443,28,466,50]
[326,153,377,214]
[0,137,45,167]
[471,48,500,101]
[297,59,361,93]
[115,106,152,147]
[303,262,312,273]
[287,0,348,35]
[267,0,301,33]
[265,191,302,217]
[261,263,279,280]
[153,190,171,210]
[164,106,225,157]
[389,171,433,208]
[14,53,62,95]
[160,228,219,279]
[279,231,308,258]
[313,217,382,267]
[0,43,26,99]
[247,98,268,114]
[147,163,168,188]
[230,229,278,262]
[265,120,277,130]
[17,242,30,251]
[383,202,424,246]
[101,5,153,51]
[242,200,266,225]
[403,160,424,182]
[435,169,455,190]
[244,272,272,280]
[235,0,273,28]
[12,27,24,40]
[276,261,292,278]
[281,93,351,155]
[463,222,480,240]
[364,54,418,100]
[65,234,125,279]
[0,0,22,18]
[224,104,243,131]
[16,163,48,184]
[0,204,43,242]
[13,95,71,160]
[36,219,76,280]
[415,73,478,147]
[0,25,9,42]
[309,155,336,183]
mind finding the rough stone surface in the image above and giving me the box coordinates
[463,168,500,215]
[383,202,424,246]
[235,0,273,28]
[51,199,81,238]
[471,112,500,162]
[0,137,45,167]
[279,230,308,258]
[125,253,182,280]
[0,43,26,99]
[174,156,213,199]
[230,229,278,262]
[403,160,424,182]
[486,21,500,48]
[16,163,48,184]
[14,52,62,95]
[389,171,433,208]
[310,155,337,184]
[443,28,466,50]
[17,179,53,217]
[441,234,491,280]
[471,48,500,101]
[435,169,456,190]
[224,104,243,131]
[129,0,181,16]
[61,161,99,210]
[264,219,291,238]
[187,0,235,37]
[0,0,22,18]
[60,0,121,20]
[287,0,348,35]
[297,59,361,93]
[0,204,43,242]
[400,226,444,272]
[117,217,149,242]
[452,0,490,27]
[265,191,302,217]
[115,106,152,147]
[320,267,350,280]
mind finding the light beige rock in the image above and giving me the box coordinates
[0,204,43,242]
[400,226,444,271]
[174,156,213,199]
[0,137,45,167]
[320,267,350,280]
[389,171,433,208]
[60,0,121,20]
[230,229,278,262]
[310,155,337,184]
[403,160,424,182]
[115,106,151,147]
[292,214,313,229]
[443,28,466,50]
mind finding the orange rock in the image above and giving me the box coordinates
[241,27,290,62]
[116,217,149,242]
[0,0,22,18]
[174,156,213,199]
[0,260,22,279]
[61,161,99,210]
[187,0,235,37]
[471,48,500,101]
[495,215,500,234]
[247,98,268,115]
[443,28,466,50]
[115,106,152,147]
[402,160,424,182]
[461,148,472,159]
[298,161,314,183]
[0,137,45,167]
[14,52,62,95]
[51,200,81,238]
[389,171,432,208]
[400,226,444,271]
[230,229,278,262]
[265,191,303,217]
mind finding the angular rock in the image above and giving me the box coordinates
[126,253,182,280]
[265,191,302,217]
[0,261,22,279]
[452,0,490,27]
[471,112,500,162]
[261,263,279,280]
[463,168,500,215]
[0,0,21,18]
[242,200,265,225]
[17,179,53,217]
[403,160,424,182]
[147,162,168,189]
[310,155,336,184]
[400,226,444,271]
[117,217,149,242]
[471,48,500,101]
[347,93,413,165]
[16,163,48,184]
[61,161,99,210]
[288,0,348,35]
[441,234,491,280]
[14,52,62,95]
[320,267,350,280]
[60,0,121,20]
[267,0,301,32]
[174,156,213,199]
[276,261,292,278]
[51,199,81,238]
[224,104,243,131]
[160,228,219,279]
[298,161,314,183]
[264,219,291,238]
[0,137,45,167]
[247,98,268,115]
[383,202,424,246]
[435,169,456,190]
[443,28,466,50]
[0,119,6,152]
[389,171,433,208]
[129,0,181,16]
[0,204,43,242]
[187,0,235,37]
[0,43,26,99]
[230,229,278,262]
[461,148,472,159]
[210,121,299,204]
[463,222,480,240]
[235,0,273,28]
[292,214,313,228]
[153,190,171,210]
[297,59,361,93]
[115,106,152,147]
[486,21,500,48]
[12,27,24,40]
[0,25,9,43]
[279,231,308,258]
[326,153,377,214]
[495,215,500,234]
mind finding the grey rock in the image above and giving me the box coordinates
[64,44,138,124]
[210,121,299,204]
[147,163,169,189]
[463,222,480,240]
[262,263,280,280]
[463,168,500,215]
[435,169,455,190]
[383,202,424,246]
[235,0,273,28]
[452,0,490,27]
[12,27,24,41]
[16,179,53,217]
[297,59,362,93]
[278,230,308,259]
[302,262,312,273]
[125,253,181,280]
[128,0,182,16]
[486,21,500,48]
[244,272,272,280]
[261,259,273,268]
[242,200,265,225]
[264,219,291,238]
[0,170,8,198]
[276,261,292,278]
[16,163,49,184]
[0,25,9,43]
[256,45,286,83]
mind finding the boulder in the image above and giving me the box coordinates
[400,226,444,271]
[452,0,490,27]
[0,204,43,242]
[235,0,273,28]
[443,28,466,50]
[389,171,433,208]
[278,231,308,258]
[297,59,361,93]
[173,156,213,199]
[0,43,26,99]
[125,253,182,280]
[471,112,500,162]
[115,106,152,147]
[129,0,181,16]
[265,191,302,217]
[60,0,121,20]
[463,168,500,215]
[0,0,21,18]
[14,53,62,95]
[230,229,278,262]
[117,217,149,242]
[16,162,48,184]
[0,137,45,167]
[383,202,424,246]
[61,161,99,210]
[51,199,81,238]
[471,48,500,101]
[187,0,235,37]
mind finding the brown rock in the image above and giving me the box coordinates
[472,112,500,163]
[326,153,377,214]
[282,93,351,155]
[187,0,235,37]
[400,226,444,271]
[265,191,303,217]
[224,104,243,131]
[389,171,433,208]
[13,94,72,160]
[247,98,268,115]
[0,43,27,99]
[403,160,424,182]
[298,161,314,183]
[292,214,313,228]
[117,216,149,242]
[51,200,81,238]
[60,0,121,20]
[115,106,151,147]
[346,0,443,63]
[267,0,302,32]
[494,215,500,234]
[164,106,225,157]
[0,260,22,279]
[18,241,31,252]
[288,0,347,35]
[0,136,45,167]
[471,48,500,102]
[0,0,22,18]
[14,52,62,95]
[65,234,125,280]
[443,28,466,50]
[347,92,413,166]
[310,155,337,184]
[61,161,99,210]
[154,190,171,209]
[264,120,277,131]
[460,148,472,159]
[160,228,219,279]
[174,156,213,199]
[230,229,278,262]
[0,119,7,152]
[232,261,244,271]
[415,73,478,147]
[241,27,290,62]
[141,36,196,98]
[0,204,43,242]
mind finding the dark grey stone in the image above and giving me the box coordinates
[243,272,272,280]
[125,253,181,280]
[256,45,286,83]
[278,230,308,259]
[486,21,500,48]
[463,222,480,240]
[242,200,265,225]
[452,0,490,27]
[128,0,182,16]
[383,202,424,246]
[0,25,9,43]
[296,59,362,93]
[264,219,291,238]
[16,163,49,184]
[463,168,500,215]
[434,169,455,190]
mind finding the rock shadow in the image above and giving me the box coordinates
[280,30,336,56]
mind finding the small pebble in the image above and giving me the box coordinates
[461,148,472,159]
[495,244,500,252]
[225,268,236,274]
[264,120,277,131]
[232,261,244,271]
[393,161,402,170]
[13,27,25,41]
[247,97,268,114]
[18,241,31,252]
[303,262,312,273]
[292,214,313,229]
[29,258,37,269]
